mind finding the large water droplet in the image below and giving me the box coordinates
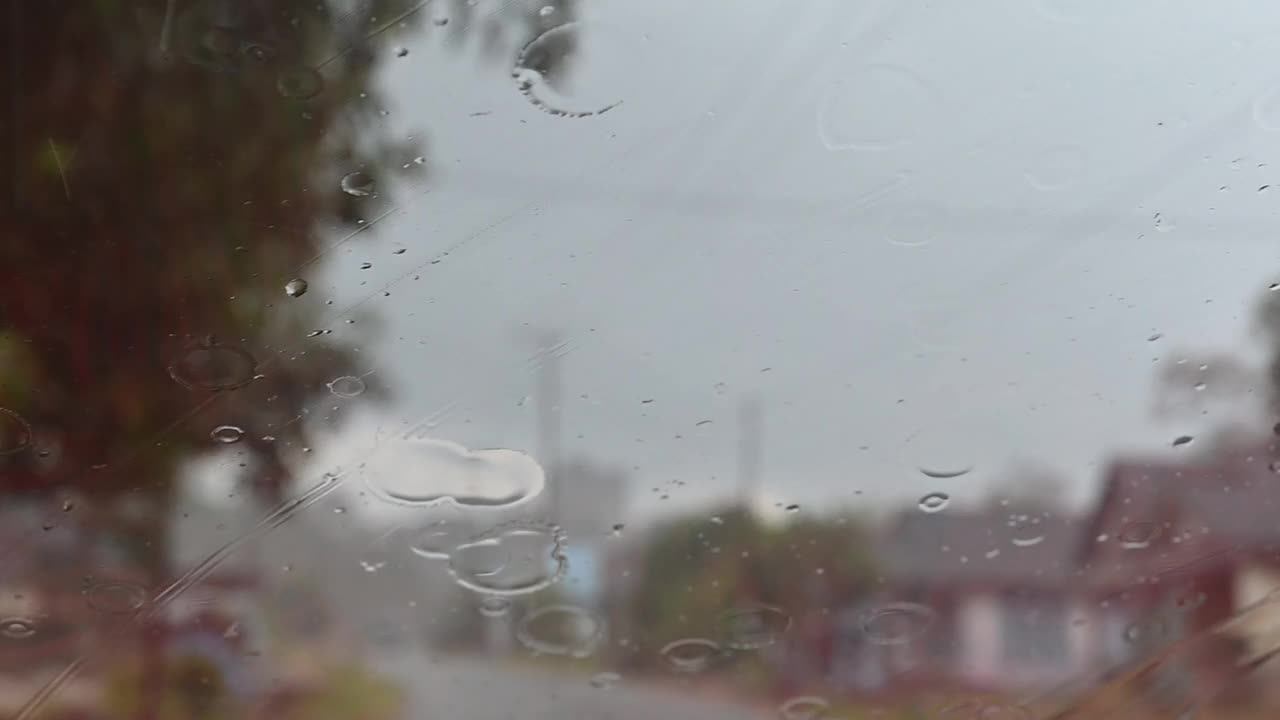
[169,341,256,391]
[817,64,939,152]
[328,375,367,398]
[659,638,722,673]
[512,22,626,118]
[516,604,603,658]
[1008,513,1046,547]
[918,492,950,513]
[0,617,36,639]
[589,671,621,689]
[718,605,791,650]
[448,523,566,596]
[85,581,148,615]
[478,596,513,617]
[340,171,376,197]
[277,67,324,99]
[362,437,546,508]
[1119,521,1159,550]
[0,408,33,456]
[210,425,244,444]
[284,278,308,297]
[777,696,830,720]
[1124,617,1168,645]
[1174,587,1207,612]
[862,602,936,645]
[409,517,468,560]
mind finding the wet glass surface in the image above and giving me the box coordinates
[9,1,1280,718]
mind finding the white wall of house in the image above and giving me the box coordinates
[956,591,1090,689]
[1232,561,1280,665]
[957,591,1002,682]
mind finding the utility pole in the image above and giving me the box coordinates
[737,395,761,507]
[528,328,564,519]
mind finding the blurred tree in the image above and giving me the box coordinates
[0,0,581,716]
[617,505,876,675]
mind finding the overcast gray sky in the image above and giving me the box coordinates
[276,0,1280,520]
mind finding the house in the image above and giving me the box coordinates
[866,508,1092,693]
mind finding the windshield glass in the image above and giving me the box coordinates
[7,1,1280,719]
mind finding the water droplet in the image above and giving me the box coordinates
[409,517,467,559]
[538,5,555,16]
[1119,521,1159,550]
[277,67,324,99]
[210,425,245,444]
[85,581,148,615]
[718,605,792,650]
[920,466,972,480]
[478,596,512,617]
[395,47,409,57]
[512,22,626,118]
[360,262,373,270]
[1124,617,1168,645]
[359,557,387,573]
[589,671,620,689]
[1174,587,1207,612]
[1147,332,1163,342]
[777,696,830,720]
[785,503,801,513]
[862,602,936,645]
[449,523,566,596]
[328,375,366,398]
[362,437,546,508]
[0,618,36,639]
[285,278,308,297]
[433,16,449,26]
[659,638,722,673]
[1172,435,1194,447]
[341,171,376,197]
[817,64,939,151]
[516,604,603,658]
[0,408,33,456]
[169,342,257,391]
[918,492,950,513]
[1008,514,1046,547]
[1153,212,1176,233]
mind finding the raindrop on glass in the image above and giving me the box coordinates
[478,596,513,617]
[1172,435,1194,447]
[589,671,621,689]
[538,5,555,16]
[328,375,366,398]
[449,523,566,597]
[718,605,792,650]
[862,602,936,645]
[277,67,324,99]
[169,341,257,391]
[777,696,830,720]
[918,492,950,514]
[0,408,33,456]
[395,47,409,57]
[515,604,603,658]
[0,618,36,640]
[341,171,376,197]
[659,638,721,673]
[210,425,245,444]
[1119,521,1159,550]
[85,581,148,615]
[285,278,308,297]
